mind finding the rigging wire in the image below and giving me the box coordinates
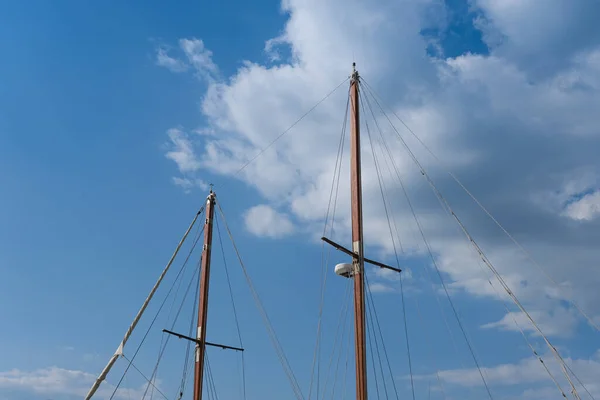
[149,221,204,400]
[367,129,450,400]
[363,272,400,400]
[234,77,350,177]
[565,363,596,400]
[360,84,415,400]
[215,199,305,400]
[360,78,600,333]
[309,86,350,400]
[205,353,219,400]
[176,262,201,400]
[359,81,495,400]
[215,215,247,400]
[365,298,382,400]
[121,354,170,400]
[364,277,389,400]
[412,297,449,400]
[141,253,203,400]
[108,209,206,400]
[341,311,353,400]
[364,93,468,373]
[328,282,353,400]
[480,263,569,399]
[361,79,586,400]
[141,221,205,400]
[319,278,352,400]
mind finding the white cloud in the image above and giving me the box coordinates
[412,349,600,399]
[156,46,189,73]
[156,39,219,81]
[481,308,579,338]
[562,190,600,221]
[0,367,145,399]
[172,177,209,193]
[157,0,600,339]
[165,128,201,173]
[179,38,219,82]
[243,204,295,238]
[368,282,395,293]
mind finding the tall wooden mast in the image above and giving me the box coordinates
[349,62,368,400]
[193,189,216,400]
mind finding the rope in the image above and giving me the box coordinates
[309,86,350,400]
[341,312,352,400]
[328,282,353,399]
[361,79,584,399]
[215,199,305,400]
[176,263,201,399]
[108,208,206,400]
[142,254,202,400]
[205,353,219,400]
[361,86,414,400]
[413,297,448,400]
[366,300,381,400]
[361,78,600,333]
[364,277,389,400]
[565,362,596,400]
[359,82,495,400]
[141,226,205,400]
[363,273,400,400]
[363,92,467,372]
[121,354,170,400]
[215,215,247,400]
[320,279,352,400]
[234,77,349,177]
[149,221,203,400]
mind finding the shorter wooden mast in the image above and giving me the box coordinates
[193,189,216,400]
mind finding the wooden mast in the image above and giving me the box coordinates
[349,62,368,400]
[193,188,216,400]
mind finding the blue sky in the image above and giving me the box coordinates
[2,0,600,399]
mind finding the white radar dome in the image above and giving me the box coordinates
[334,263,353,278]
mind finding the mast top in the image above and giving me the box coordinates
[351,62,359,83]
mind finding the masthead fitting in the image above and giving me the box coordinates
[351,62,359,82]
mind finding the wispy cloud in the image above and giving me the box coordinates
[0,367,146,399]
[172,177,209,194]
[155,38,219,81]
[155,46,189,73]
[165,128,201,174]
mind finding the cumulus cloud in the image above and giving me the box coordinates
[157,0,600,343]
[243,204,295,238]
